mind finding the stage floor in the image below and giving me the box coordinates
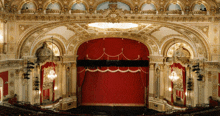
[67,106,159,115]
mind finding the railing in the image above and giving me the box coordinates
[46,9,61,14]
[166,10,182,15]
[21,9,36,14]
[192,10,207,15]
[141,10,156,14]
[71,9,86,14]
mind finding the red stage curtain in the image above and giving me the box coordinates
[81,70,145,105]
[77,38,149,106]
[0,71,8,96]
[170,63,186,105]
[40,62,56,103]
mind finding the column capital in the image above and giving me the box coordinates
[62,55,78,63]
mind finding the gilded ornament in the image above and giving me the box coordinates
[9,81,14,87]
[213,27,218,34]
[10,90,14,96]
[10,73,14,78]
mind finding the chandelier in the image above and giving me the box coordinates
[47,37,57,80]
[169,71,179,82]
[169,38,180,82]
[88,23,138,29]
[47,69,57,80]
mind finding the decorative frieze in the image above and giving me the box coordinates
[0,11,219,22]
[0,60,23,70]
[149,56,164,64]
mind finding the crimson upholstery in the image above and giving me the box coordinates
[77,38,149,106]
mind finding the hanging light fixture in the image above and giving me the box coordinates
[47,37,57,80]
[169,38,180,82]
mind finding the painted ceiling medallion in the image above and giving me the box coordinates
[88,23,138,29]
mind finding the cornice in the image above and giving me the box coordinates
[0,11,219,23]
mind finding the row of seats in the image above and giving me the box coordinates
[0,105,34,116]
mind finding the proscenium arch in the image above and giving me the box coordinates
[68,35,155,56]
[16,21,211,60]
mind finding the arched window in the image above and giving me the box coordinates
[46,3,61,10]
[193,4,206,11]
[168,3,181,11]
[96,2,130,11]
[21,2,36,10]
[71,3,86,10]
[117,2,130,11]
[141,3,156,11]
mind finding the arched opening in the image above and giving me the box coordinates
[141,3,156,11]
[167,3,181,11]
[193,4,206,11]
[46,3,61,10]
[96,2,131,11]
[77,38,149,106]
[21,2,36,10]
[71,3,86,10]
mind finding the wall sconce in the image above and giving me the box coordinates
[169,87,172,91]
[54,86,57,90]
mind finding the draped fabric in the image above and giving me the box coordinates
[43,89,50,100]
[77,38,149,105]
[0,71,8,96]
[40,62,56,103]
[170,63,186,105]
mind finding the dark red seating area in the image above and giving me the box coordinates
[0,105,34,116]
[14,102,74,115]
[2,100,220,116]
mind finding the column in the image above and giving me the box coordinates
[159,64,165,99]
[149,63,155,98]
[71,62,77,96]
[18,70,23,101]
[58,63,62,99]
[62,63,67,97]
